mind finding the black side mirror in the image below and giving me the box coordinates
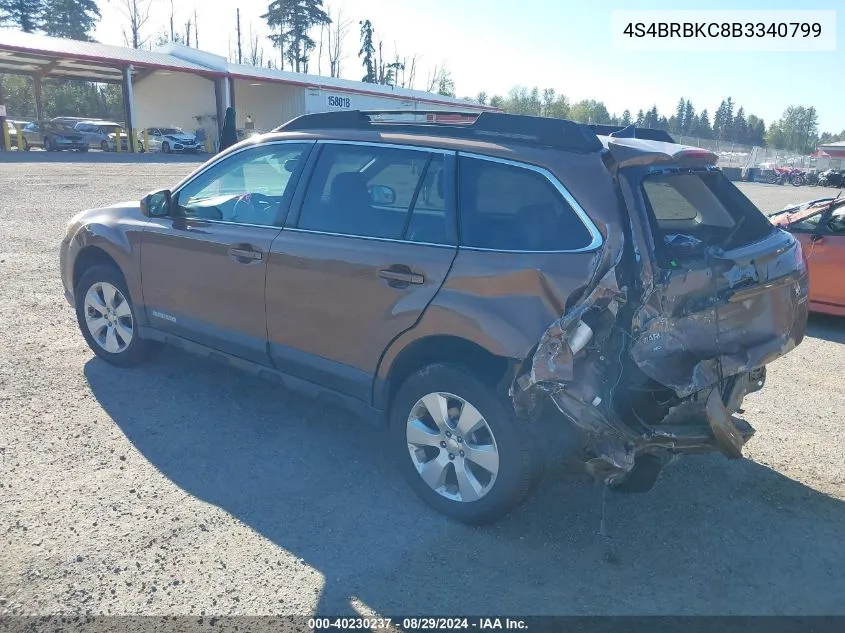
[140,189,173,218]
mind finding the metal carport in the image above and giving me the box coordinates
[0,31,226,151]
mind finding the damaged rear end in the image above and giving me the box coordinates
[514,137,809,490]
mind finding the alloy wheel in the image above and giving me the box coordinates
[83,282,134,354]
[406,392,500,503]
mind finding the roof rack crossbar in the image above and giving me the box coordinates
[275,110,605,154]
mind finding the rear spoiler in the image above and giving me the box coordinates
[588,124,675,144]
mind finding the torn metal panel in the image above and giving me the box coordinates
[629,235,809,397]
[510,145,809,489]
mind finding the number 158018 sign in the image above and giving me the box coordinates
[327,95,351,109]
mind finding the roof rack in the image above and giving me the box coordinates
[588,124,675,144]
[275,110,604,154]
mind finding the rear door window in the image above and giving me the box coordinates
[295,143,453,243]
[457,156,593,251]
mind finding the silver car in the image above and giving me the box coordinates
[74,121,143,152]
[142,127,201,153]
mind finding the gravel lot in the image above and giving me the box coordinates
[1,157,843,618]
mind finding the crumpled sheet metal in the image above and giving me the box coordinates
[629,247,809,398]
[519,219,626,391]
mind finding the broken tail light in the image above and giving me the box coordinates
[795,239,808,271]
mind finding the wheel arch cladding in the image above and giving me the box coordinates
[380,335,514,410]
[73,246,123,292]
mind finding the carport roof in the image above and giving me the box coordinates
[0,30,222,83]
[225,61,497,109]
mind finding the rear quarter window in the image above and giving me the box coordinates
[640,169,774,258]
[458,156,594,252]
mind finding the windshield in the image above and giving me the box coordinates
[640,169,774,260]
[160,128,183,135]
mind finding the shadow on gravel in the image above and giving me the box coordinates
[0,152,206,164]
[806,313,845,345]
[84,349,845,616]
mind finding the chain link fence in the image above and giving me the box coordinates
[670,134,833,171]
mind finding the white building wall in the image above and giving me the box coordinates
[232,81,304,132]
[133,71,217,140]
[304,87,418,115]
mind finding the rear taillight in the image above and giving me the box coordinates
[674,148,718,162]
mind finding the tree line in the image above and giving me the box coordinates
[476,89,841,153]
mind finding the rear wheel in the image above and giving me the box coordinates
[100,140,109,152]
[74,265,161,367]
[390,363,536,525]
[22,138,30,151]
[791,174,805,187]
[44,136,53,151]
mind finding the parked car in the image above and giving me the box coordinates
[21,120,88,151]
[74,120,144,152]
[60,111,809,524]
[50,116,91,129]
[142,127,200,153]
[770,196,845,316]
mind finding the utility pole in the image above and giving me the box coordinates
[194,9,199,47]
[236,9,243,64]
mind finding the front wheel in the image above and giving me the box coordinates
[390,364,536,525]
[162,141,171,154]
[791,175,805,187]
[22,138,30,151]
[74,266,161,367]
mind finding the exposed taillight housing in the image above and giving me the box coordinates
[794,239,807,271]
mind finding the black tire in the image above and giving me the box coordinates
[44,136,53,152]
[79,147,89,153]
[389,363,536,525]
[22,138,30,151]
[100,140,109,152]
[74,265,161,367]
[791,175,804,187]
[162,141,171,154]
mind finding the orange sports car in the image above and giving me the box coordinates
[770,196,845,316]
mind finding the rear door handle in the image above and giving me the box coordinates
[378,266,425,286]
[228,246,263,262]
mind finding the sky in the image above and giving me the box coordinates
[90,0,844,132]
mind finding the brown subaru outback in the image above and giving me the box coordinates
[60,111,808,524]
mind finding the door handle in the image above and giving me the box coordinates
[228,246,263,262]
[810,234,824,243]
[378,266,425,286]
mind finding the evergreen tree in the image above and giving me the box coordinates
[731,106,748,144]
[635,109,644,127]
[698,109,712,138]
[41,0,100,40]
[0,0,44,32]
[358,19,376,82]
[621,109,632,126]
[673,97,686,134]
[682,100,695,135]
[263,0,330,72]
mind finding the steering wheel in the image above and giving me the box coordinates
[231,192,277,223]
